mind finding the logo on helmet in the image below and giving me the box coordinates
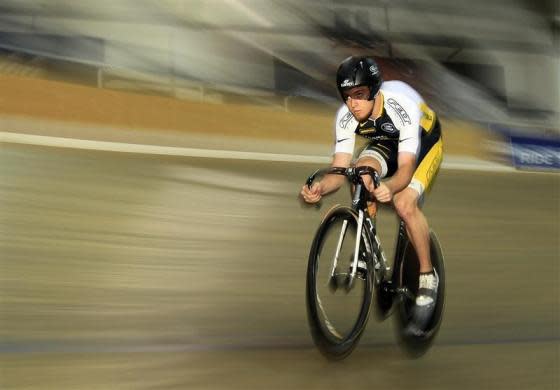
[369,65,379,75]
[340,79,354,88]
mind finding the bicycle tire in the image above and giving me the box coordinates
[306,206,374,360]
[394,230,446,357]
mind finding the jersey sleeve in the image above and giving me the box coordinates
[333,105,357,155]
[393,95,422,156]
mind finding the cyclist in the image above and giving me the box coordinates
[300,56,443,333]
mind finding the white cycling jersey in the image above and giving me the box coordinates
[333,80,425,158]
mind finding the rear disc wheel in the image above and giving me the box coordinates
[394,230,446,357]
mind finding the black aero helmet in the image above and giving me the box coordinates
[336,56,382,101]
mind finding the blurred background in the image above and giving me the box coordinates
[0,0,558,123]
[0,0,558,165]
[0,1,559,389]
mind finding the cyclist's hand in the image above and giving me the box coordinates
[300,182,322,204]
[373,183,393,203]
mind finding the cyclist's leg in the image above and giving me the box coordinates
[407,137,443,204]
[355,157,382,193]
[399,134,443,332]
[393,188,432,272]
[355,141,398,192]
[394,127,443,272]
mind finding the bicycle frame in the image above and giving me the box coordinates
[306,166,445,359]
[305,166,446,357]
[306,166,390,288]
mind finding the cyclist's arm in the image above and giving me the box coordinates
[300,152,351,204]
[302,105,355,203]
[385,93,421,195]
[317,152,352,196]
[385,152,415,194]
[321,104,356,196]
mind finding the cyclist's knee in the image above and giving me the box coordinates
[393,190,419,221]
[355,157,382,175]
[355,158,381,193]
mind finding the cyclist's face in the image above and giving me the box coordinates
[343,86,374,122]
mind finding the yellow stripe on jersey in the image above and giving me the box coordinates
[412,137,443,192]
[420,102,436,133]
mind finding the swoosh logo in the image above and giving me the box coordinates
[337,137,350,143]
[399,137,414,143]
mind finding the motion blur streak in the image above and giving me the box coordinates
[0,1,558,124]
[0,1,558,388]
[1,142,558,389]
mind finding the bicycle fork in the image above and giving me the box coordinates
[329,210,364,291]
[330,210,393,291]
[329,219,348,280]
[346,210,365,289]
[328,210,364,291]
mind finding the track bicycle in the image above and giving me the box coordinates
[305,166,445,359]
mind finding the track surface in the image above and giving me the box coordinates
[1,143,558,389]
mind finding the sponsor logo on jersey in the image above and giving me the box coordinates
[339,111,354,129]
[387,98,411,125]
[381,123,396,133]
[362,135,396,142]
